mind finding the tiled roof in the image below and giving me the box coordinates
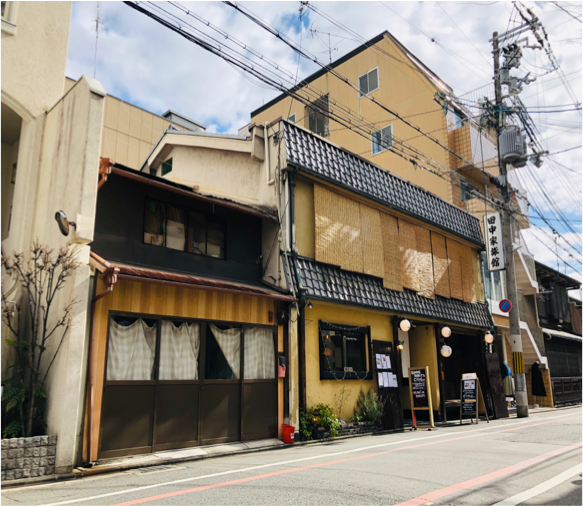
[284,122,484,246]
[285,255,491,329]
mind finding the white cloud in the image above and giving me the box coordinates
[66,1,581,278]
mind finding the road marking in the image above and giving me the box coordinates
[491,462,582,506]
[34,411,580,506]
[392,442,582,506]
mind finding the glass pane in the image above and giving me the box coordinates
[345,333,366,372]
[207,220,225,259]
[188,212,207,255]
[161,158,172,176]
[244,327,275,379]
[382,126,392,148]
[372,131,382,154]
[107,316,157,381]
[159,321,200,380]
[144,199,165,246]
[359,74,368,96]
[166,206,186,251]
[368,69,378,92]
[205,324,240,379]
[322,331,343,372]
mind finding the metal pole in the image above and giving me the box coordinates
[492,31,529,418]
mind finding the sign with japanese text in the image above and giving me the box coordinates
[483,212,506,272]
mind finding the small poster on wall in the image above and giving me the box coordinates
[376,354,382,369]
[378,372,384,387]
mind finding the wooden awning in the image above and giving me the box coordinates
[90,252,295,302]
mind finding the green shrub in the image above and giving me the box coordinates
[355,389,383,423]
[351,411,363,423]
[299,403,341,440]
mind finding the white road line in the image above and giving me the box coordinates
[17,410,579,506]
[492,462,582,506]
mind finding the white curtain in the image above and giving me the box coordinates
[210,324,240,379]
[107,319,157,381]
[159,321,200,380]
[244,327,275,379]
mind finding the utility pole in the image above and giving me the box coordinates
[492,31,528,418]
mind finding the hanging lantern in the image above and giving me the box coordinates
[399,319,411,332]
[485,331,495,344]
[440,344,452,358]
[441,326,451,338]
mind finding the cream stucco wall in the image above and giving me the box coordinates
[2,1,72,118]
[252,34,453,202]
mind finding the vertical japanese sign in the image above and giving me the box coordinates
[483,212,506,272]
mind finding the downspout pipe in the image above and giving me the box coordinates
[85,265,118,465]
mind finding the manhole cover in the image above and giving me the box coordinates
[132,464,181,474]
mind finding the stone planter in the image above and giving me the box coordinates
[1,435,57,481]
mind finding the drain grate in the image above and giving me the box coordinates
[132,464,181,474]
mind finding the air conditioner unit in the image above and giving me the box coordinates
[499,126,527,166]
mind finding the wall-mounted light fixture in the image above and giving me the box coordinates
[307,300,313,309]
[54,211,76,237]
[440,344,453,358]
[396,340,404,351]
[399,318,411,332]
[484,331,495,344]
[441,326,451,338]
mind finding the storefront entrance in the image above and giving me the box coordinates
[98,313,277,459]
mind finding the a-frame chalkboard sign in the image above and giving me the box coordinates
[460,373,489,425]
[408,366,435,430]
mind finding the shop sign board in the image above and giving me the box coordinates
[483,212,506,272]
[459,373,489,425]
[408,366,435,430]
[372,340,403,430]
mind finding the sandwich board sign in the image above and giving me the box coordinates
[408,366,435,430]
[460,373,489,425]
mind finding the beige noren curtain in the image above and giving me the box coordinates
[107,318,157,381]
[210,324,241,379]
[159,321,200,380]
[244,327,275,379]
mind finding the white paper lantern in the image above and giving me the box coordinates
[399,319,411,332]
[485,331,494,344]
[440,344,452,358]
[441,326,452,338]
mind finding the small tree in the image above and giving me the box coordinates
[1,243,79,438]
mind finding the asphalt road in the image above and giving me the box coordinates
[2,407,581,506]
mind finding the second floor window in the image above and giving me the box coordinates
[359,68,379,97]
[371,125,393,155]
[144,197,225,259]
[461,181,477,202]
[306,95,330,137]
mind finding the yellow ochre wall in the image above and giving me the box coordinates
[252,34,453,203]
[304,301,393,420]
[406,324,440,411]
[86,276,278,461]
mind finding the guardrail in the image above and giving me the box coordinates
[552,377,582,407]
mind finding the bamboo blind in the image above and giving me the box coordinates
[446,238,464,300]
[461,245,477,303]
[314,184,363,273]
[415,226,435,299]
[431,232,450,298]
[399,220,419,291]
[380,213,402,291]
[360,204,385,278]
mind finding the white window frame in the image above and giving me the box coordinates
[287,114,296,124]
[371,124,393,156]
[1,1,17,35]
[358,67,380,98]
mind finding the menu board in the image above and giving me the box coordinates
[411,368,429,408]
[375,353,396,388]
[461,379,477,414]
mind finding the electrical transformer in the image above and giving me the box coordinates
[499,126,527,167]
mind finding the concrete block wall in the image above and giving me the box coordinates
[1,435,57,481]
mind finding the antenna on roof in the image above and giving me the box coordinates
[92,1,101,79]
[309,26,355,64]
